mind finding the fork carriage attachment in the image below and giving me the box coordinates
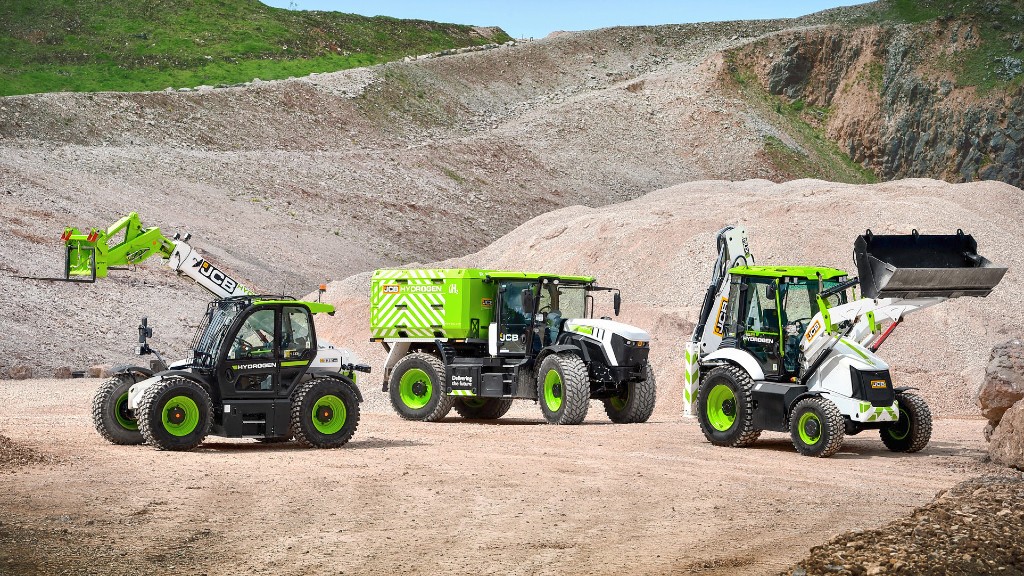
[854,229,1008,299]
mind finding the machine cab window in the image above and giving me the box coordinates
[227,308,276,360]
[281,306,314,361]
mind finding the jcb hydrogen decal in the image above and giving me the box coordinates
[195,260,239,293]
[481,298,493,308]
[805,319,822,342]
[382,284,400,294]
[712,297,729,337]
[870,379,888,389]
[387,284,442,294]
[240,362,275,370]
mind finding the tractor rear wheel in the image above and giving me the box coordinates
[696,365,761,447]
[537,353,590,425]
[880,392,932,453]
[291,377,360,449]
[453,397,514,419]
[138,377,212,451]
[389,353,454,422]
[603,363,657,423]
[789,396,845,457]
[92,374,144,445]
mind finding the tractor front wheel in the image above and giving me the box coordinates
[603,363,657,423]
[138,377,212,451]
[92,374,144,445]
[291,377,360,448]
[696,365,760,447]
[880,392,932,453]
[389,353,454,422]
[789,396,845,458]
[453,397,514,420]
[537,353,590,425]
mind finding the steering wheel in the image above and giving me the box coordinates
[538,305,551,314]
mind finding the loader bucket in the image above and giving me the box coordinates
[854,230,1007,299]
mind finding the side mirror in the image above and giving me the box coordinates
[766,283,777,299]
[613,292,621,316]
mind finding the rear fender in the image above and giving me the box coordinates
[315,374,363,403]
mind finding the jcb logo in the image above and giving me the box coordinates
[481,298,493,308]
[195,260,238,293]
[805,319,822,342]
[382,284,400,294]
[712,297,729,337]
[499,333,519,342]
[870,379,888,389]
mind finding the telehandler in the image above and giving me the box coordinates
[59,213,367,450]
[683,227,1006,457]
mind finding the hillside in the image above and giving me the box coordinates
[0,0,510,96]
[1,2,1022,382]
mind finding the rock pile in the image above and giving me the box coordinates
[786,475,1024,576]
[977,338,1024,469]
[0,434,49,472]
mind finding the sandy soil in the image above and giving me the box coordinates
[0,378,1008,576]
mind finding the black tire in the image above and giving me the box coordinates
[91,374,144,445]
[453,397,514,419]
[537,353,590,425]
[696,365,761,447]
[388,353,454,422]
[789,396,845,458]
[603,363,657,423]
[880,392,932,453]
[138,377,212,451]
[290,377,361,449]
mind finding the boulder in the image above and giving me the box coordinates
[53,366,73,379]
[87,364,114,378]
[976,338,1024,422]
[9,365,32,380]
[990,399,1024,470]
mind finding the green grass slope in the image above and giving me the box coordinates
[0,0,511,96]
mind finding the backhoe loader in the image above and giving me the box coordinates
[683,227,1006,457]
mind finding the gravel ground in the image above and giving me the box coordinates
[0,377,1009,576]
[787,475,1024,576]
[0,433,52,472]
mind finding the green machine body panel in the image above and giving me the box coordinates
[370,269,596,340]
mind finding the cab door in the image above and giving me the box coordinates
[278,305,316,396]
[738,278,784,379]
[492,281,537,356]
[220,307,279,397]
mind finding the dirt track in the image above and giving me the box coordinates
[0,378,1006,576]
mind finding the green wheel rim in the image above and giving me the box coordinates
[543,369,563,412]
[161,395,200,437]
[312,394,347,435]
[798,411,822,445]
[888,407,911,440]
[114,392,138,431]
[609,388,629,411]
[462,397,488,408]
[399,368,432,410]
[705,384,737,432]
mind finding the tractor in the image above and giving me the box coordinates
[370,269,656,424]
[683,227,1006,457]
